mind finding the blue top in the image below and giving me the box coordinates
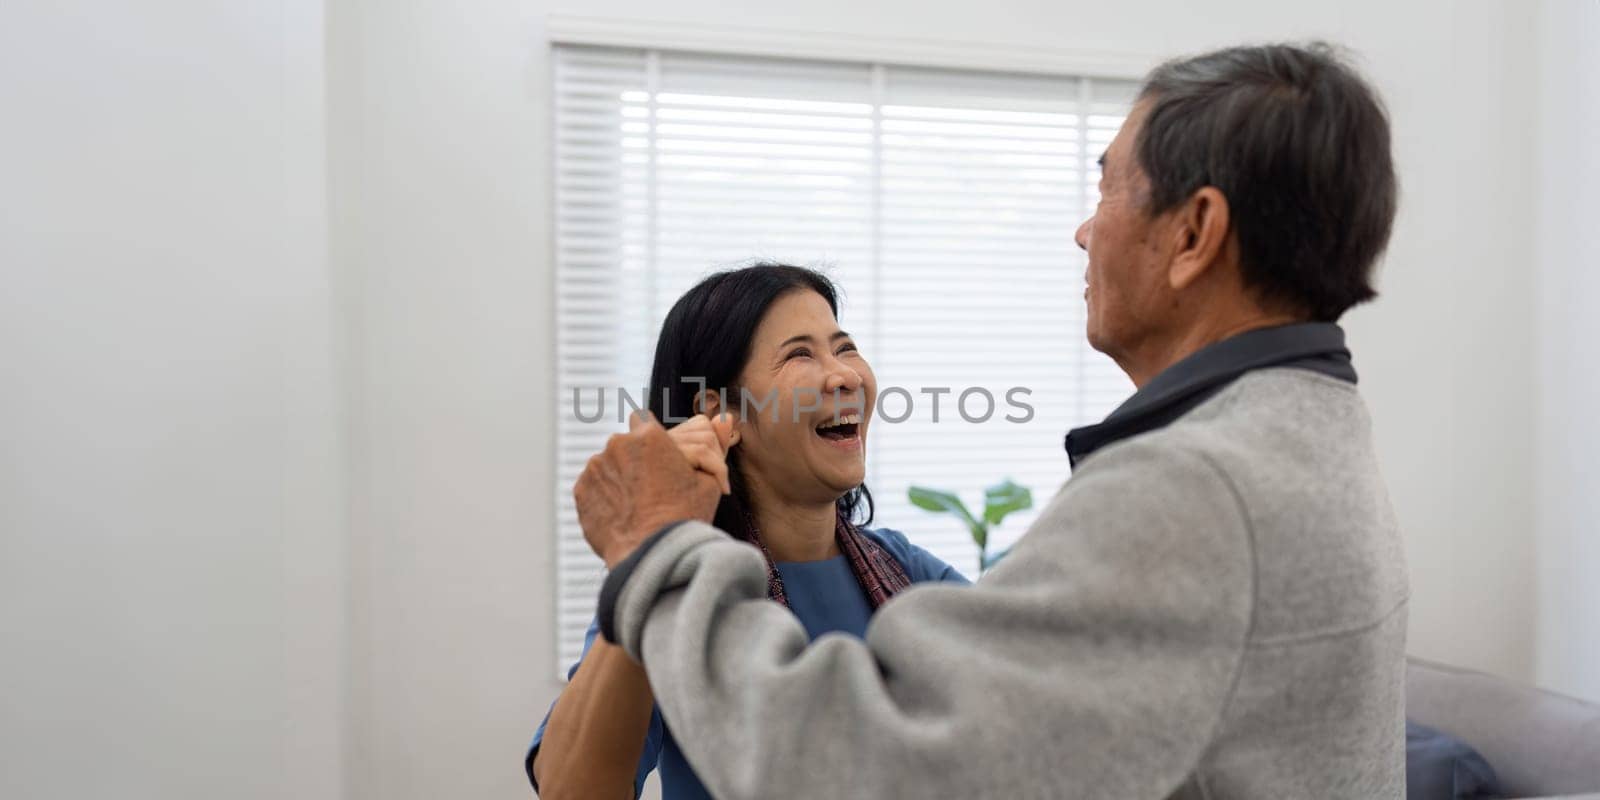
[527,527,969,799]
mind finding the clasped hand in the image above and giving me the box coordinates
[574,411,738,569]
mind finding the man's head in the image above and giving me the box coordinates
[1075,42,1397,383]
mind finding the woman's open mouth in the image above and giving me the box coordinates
[814,413,862,448]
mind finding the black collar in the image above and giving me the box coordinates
[1064,322,1356,467]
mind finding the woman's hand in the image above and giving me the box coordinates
[667,412,738,495]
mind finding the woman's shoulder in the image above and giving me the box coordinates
[861,527,972,585]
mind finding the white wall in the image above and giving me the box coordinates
[326,2,554,798]
[0,2,343,799]
[1534,0,1600,703]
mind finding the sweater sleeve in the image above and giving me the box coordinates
[600,439,1256,799]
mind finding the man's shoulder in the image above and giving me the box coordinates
[1189,367,1365,427]
[1050,377,1366,559]
[1052,433,1250,541]
[1087,367,1372,478]
[1068,425,1236,490]
[1114,369,1407,637]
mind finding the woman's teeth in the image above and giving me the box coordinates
[815,414,862,441]
[815,413,862,431]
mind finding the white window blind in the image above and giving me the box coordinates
[553,44,1137,676]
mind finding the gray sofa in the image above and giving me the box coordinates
[1408,657,1600,799]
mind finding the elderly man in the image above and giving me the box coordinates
[570,42,1407,798]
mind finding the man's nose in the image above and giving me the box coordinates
[1075,216,1092,252]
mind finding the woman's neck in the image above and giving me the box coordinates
[747,494,840,563]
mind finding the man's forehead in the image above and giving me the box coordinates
[1101,100,1149,177]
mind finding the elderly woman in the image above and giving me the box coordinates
[528,264,968,799]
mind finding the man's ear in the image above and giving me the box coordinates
[1169,186,1232,291]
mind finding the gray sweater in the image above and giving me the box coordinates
[604,368,1409,799]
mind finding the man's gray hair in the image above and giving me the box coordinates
[1136,42,1397,322]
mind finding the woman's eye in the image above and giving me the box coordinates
[837,343,858,355]
[785,348,812,360]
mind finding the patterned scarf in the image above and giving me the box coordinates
[742,511,913,609]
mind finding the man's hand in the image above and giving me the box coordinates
[575,411,736,569]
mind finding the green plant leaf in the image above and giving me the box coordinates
[983,479,1033,527]
[907,485,985,548]
[981,545,1012,571]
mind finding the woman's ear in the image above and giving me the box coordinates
[694,388,723,418]
[695,389,741,447]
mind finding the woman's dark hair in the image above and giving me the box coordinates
[1135,42,1397,322]
[647,263,873,540]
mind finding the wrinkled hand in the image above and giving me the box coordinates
[575,411,737,569]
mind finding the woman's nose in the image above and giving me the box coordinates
[823,361,862,394]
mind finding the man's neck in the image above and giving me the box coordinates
[746,491,840,563]
[1123,312,1307,388]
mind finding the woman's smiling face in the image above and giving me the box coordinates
[723,289,876,508]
